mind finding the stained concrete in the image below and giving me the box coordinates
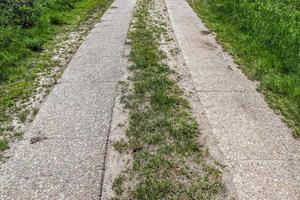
[0,0,136,199]
[165,0,300,199]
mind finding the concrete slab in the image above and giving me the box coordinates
[99,11,136,27]
[231,160,300,200]
[59,58,123,83]
[0,0,137,198]
[191,59,256,92]
[198,91,300,162]
[37,83,115,116]
[166,0,300,199]
[25,111,110,139]
[0,138,105,200]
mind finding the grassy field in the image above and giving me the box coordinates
[189,0,300,137]
[0,0,112,151]
[111,0,224,198]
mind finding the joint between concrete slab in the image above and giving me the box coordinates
[22,134,110,141]
[57,81,117,85]
[226,159,300,162]
[196,89,255,93]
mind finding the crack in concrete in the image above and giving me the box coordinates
[99,91,117,200]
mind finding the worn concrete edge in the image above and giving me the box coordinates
[98,0,137,199]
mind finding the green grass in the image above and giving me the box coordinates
[0,0,112,135]
[112,0,224,199]
[0,139,9,152]
[112,175,125,196]
[189,0,300,137]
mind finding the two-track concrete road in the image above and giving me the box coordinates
[0,0,136,199]
[0,0,299,199]
[166,0,300,199]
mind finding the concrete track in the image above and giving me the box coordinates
[166,0,300,199]
[0,0,136,199]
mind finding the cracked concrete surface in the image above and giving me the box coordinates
[0,0,136,199]
[166,0,300,199]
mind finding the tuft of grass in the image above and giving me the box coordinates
[112,0,224,199]
[113,139,129,153]
[32,107,39,117]
[18,109,30,123]
[25,38,44,52]
[0,139,9,152]
[112,175,125,196]
[49,13,66,26]
[189,0,300,138]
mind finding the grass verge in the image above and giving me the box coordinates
[0,0,112,147]
[189,0,300,137]
[111,0,224,199]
